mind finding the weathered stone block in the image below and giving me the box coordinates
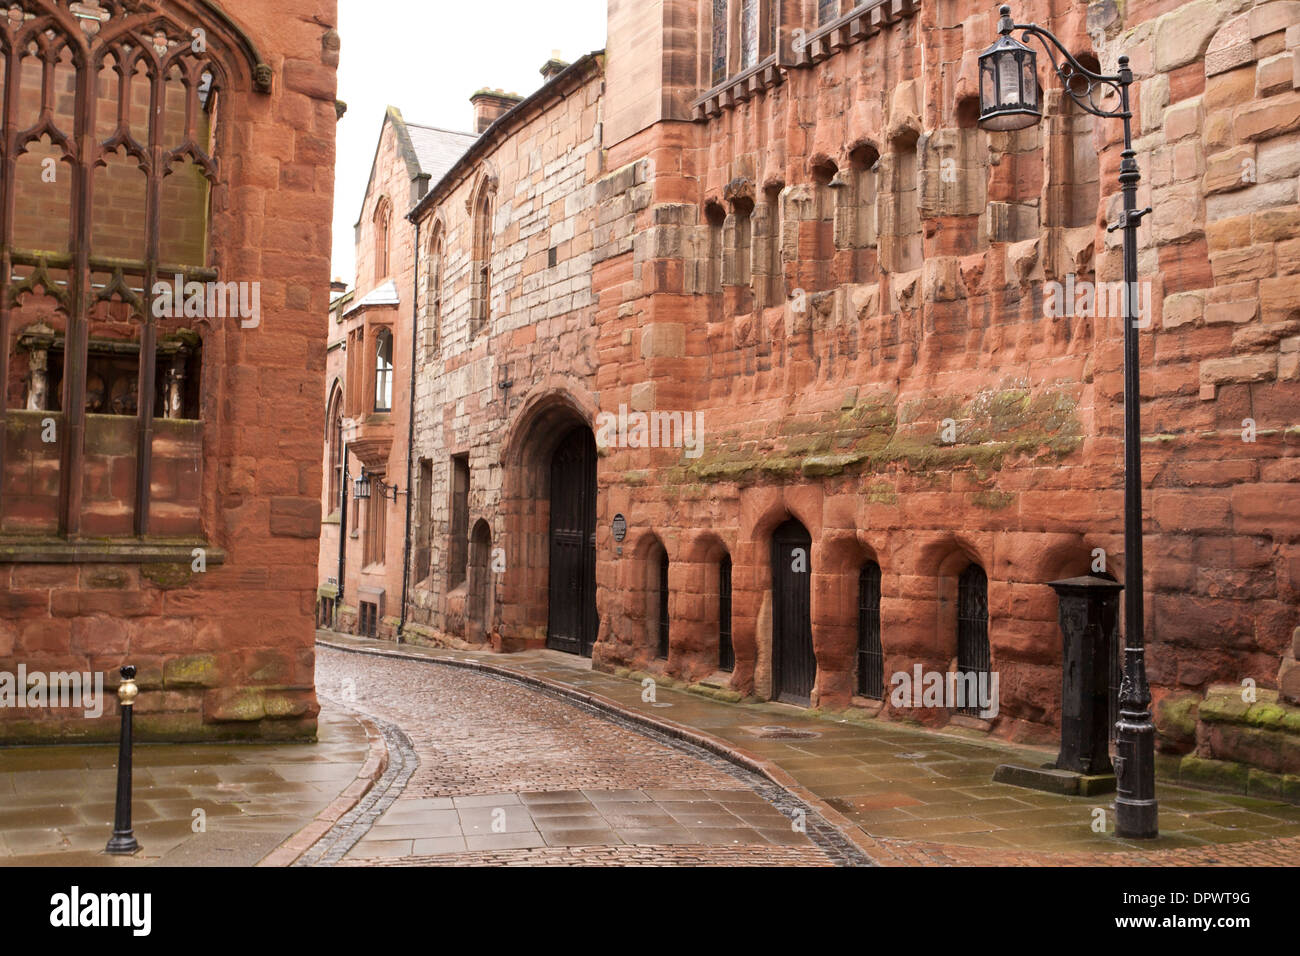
[1199,353,1277,387]
[1203,145,1256,195]
[1154,0,1230,73]
[1234,91,1300,141]
[1163,291,1205,328]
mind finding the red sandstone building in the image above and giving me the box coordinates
[322,0,1300,788]
[1,0,339,741]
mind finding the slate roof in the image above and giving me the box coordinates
[405,122,479,186]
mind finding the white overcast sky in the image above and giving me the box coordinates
[330,0,609,283]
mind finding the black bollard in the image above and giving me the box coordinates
[105,665,140,855]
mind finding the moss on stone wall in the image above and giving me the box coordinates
[672,385,1082,488]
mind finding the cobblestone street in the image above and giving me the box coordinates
[308,646,868,866]
[310,636,1300,868]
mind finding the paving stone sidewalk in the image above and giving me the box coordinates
[319,632,1300,866]
[0,706,369,867]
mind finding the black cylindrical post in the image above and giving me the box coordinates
[105,665,140,855]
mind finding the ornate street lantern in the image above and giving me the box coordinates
[353,473,372,501]
[977,33,1040,131]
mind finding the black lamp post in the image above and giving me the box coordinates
[979,5,1157,839]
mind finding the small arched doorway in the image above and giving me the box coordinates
[772,518,815,705]
[547,426,597,656]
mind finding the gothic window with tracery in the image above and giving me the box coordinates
[0,0,270,539]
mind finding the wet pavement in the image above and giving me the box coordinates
[0,707,368,867]
[318,632,1300,866]
[311,646,861,866]
[5,631,1299,868]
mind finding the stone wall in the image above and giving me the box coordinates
[0,0,339,742]
[406,57,607,645]
[576,0,1300,758]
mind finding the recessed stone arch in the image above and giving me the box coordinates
[674,530,734,682]
[735,489,823,702]
[497,381,598,652]
[466,518,494,646]
[813,529,884,709]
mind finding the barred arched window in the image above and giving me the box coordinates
[857,562,882,698]
[719,552,734,671]
[957,564,990,715]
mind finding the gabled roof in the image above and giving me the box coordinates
[409,51,605,223]
[355,107,477,228]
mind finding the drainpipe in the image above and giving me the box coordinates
[336,442,350,628]
[398,218,420,643]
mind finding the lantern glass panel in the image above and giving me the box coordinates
[998,49,1022,106]
[1023,58,1038,109]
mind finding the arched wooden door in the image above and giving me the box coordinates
[772,519,815,705]
[547,428,597,656]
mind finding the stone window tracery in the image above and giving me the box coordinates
[710,0,727,87]
[0,0,271,541]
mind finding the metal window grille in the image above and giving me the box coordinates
[359,602,378,639]
[657,552,670,659]
[957,564,990,716]
[857,562,882,698]
[719,555,734,671]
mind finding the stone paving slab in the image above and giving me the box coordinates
[319,633,1300,866]
[0,706,370,867]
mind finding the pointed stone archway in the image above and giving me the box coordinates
[498,384,599,653]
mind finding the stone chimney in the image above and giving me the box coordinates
[470,88,524,134]
[540,50,569,82]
